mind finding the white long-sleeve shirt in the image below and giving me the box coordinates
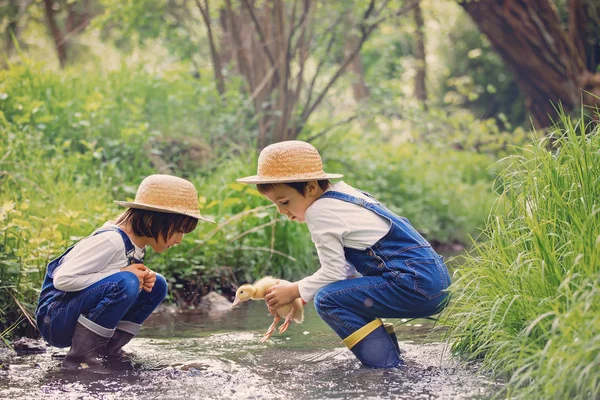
[53,223,146,292]
[297,181,391,302]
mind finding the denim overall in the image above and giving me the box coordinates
[36,227,168,348]
[312,190,451,367]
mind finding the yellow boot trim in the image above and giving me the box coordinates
[384,323,395,335]
[342,319,382,350]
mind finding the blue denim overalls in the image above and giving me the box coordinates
[312,190,452,367]
[36,227,167,348]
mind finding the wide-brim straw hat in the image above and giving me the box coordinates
[115,174,214,223]
[237,140,343,184]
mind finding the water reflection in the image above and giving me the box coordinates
[0,302,499,399]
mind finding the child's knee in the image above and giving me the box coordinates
[152,273,168,301]
[115,271,141,300]
[314,288,336,317]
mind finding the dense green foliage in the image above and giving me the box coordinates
[445,113,600,399]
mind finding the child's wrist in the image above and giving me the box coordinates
[291,282,302,302]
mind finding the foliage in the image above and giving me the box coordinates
[432,5,526,127]
[310,112,500,246]
[444,112,600,399]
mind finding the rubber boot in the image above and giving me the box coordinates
[384,323,402,355]
[105,329,135,359]
[343,319,402,368]
[62,322,110,370]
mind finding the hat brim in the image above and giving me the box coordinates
[114,201,214,223]
[237,173,343,184]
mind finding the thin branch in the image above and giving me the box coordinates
[8,289,36,329]
[224,0,253,90]
[302,12,346,117]
[290,0,312,137]
[301,27,368,122]
[237,246,297,262]
[241,0,277,68]
[228,219,280,243]
[369,0,422,28]
[301,0,414,124]
[194,0,226,94]
[277,0,299,141]
[190,204,276,254]
[305,115,358,142]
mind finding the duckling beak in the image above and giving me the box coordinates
[232,297,241,308]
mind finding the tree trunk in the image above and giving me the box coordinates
[5,0,18,56]
[344,14,369,101]
[195,0,226,95]
[43,0,68,68]
[461,0,600,128]
[413,1,426,105]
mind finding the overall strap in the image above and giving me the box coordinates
[93,227,144,264]
[319,190,399,223]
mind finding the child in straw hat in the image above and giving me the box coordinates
[35,174,213,370]
[238,140,451,368]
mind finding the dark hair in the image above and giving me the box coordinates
[257,180,330,196]
[115,209,198,241]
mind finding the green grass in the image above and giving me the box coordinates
[444,112,600,399]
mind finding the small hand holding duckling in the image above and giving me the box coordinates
[232,276,304,343]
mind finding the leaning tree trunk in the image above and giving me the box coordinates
[43,0,68,68]
[462,0,600,128]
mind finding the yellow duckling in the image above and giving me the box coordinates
[232,276,304,343]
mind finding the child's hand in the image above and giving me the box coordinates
[142,269,157,293]
[265,281,300,310]
[120,263,149,290]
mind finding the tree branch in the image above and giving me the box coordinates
[301,1,378,123]
[195,0,226,94]
[241,0,277,69]
[301,11,346,118]
[305,115,358,142]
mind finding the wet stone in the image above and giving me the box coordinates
[11,338,47,355]
[196,292,233,313]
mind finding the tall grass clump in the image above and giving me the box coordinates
[445,112,600,399]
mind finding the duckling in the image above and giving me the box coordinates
[232,276,304,343]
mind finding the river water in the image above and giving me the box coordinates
[0,300,499,400]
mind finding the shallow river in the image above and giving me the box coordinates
[0,300,499,399]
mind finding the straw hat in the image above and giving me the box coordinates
[115,174,214,222]
[237,140,343,184]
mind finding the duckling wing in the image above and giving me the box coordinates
[276,303,293,318]
[253,276,279,290]
[292,298,304,324]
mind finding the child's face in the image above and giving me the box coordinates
[150,231,185,253]
[263,182,321,223]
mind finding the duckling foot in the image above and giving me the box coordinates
[278,307,295,334]
[259,331,273,343]
[278,320,291,334]
[259,315,280,343]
